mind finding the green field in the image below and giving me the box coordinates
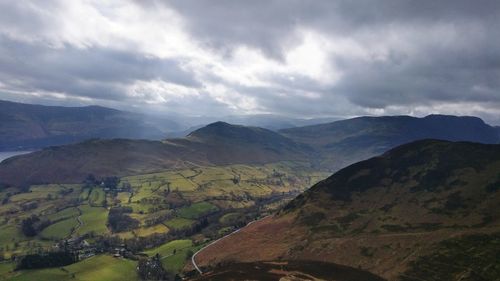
[178,202,218,219]
[0,224,23,246]
[219,212,243,225]
[144,239,192,257]
[40,217,78,239]
[75,206,108,236]
[0,261,14,278]
[133,224,169,237]
[89,188,105,206]
[144,239,195,274]
[164,218,195,230]
[5,255,138,281]
[0,161,327,277]
[45,207,79,222]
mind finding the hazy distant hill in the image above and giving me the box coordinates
[281,114,500,170]
[0,122,309,186]
[2,114,500,186]
[0,100,181,150]
[217,114,340,130]
[193,140,500,280]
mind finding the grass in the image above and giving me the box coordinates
[6,255,138,281]
[0,261,14,278]
[219,212,243,225]
[65,255,138,281]
[168,178,198,191]
[164,218,195,230]
[116,192,131,204]
[0,224,24,246]
[178,202,218,219]
[0,161,324,262]
[75,206,108,236]
[144,239,196,274]
[40,217,78,239]
[133,224,169,237]
[5,267,69,281]
[88,188,105,206]
[144,239,192,257]
[45,207,79,222]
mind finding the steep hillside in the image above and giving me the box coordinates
[193,140,500,280]
[0,100,180,150]
[0,122,310,186]
[281,115,500,170]
[192,260,385,281]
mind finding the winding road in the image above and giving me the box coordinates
[191,215,271,274]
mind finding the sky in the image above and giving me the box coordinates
[0,0,499,124]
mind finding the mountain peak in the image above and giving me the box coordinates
[187,121,264,140]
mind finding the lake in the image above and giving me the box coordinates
[0,151,32,163]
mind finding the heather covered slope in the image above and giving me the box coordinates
[193,140,500,280]
[281,115,500,170]
[0,122,311,186]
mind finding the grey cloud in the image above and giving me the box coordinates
[1,1,500,124]
[0,35,200,102]
[162,0,500,120]
[165,0,500,56]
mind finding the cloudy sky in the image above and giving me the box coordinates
[0,0,499,124]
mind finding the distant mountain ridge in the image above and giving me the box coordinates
[193,140,500,280]
[281,114,500,170]
[0,100,181,150]
[0,121,309,186]
[1,114,499,187]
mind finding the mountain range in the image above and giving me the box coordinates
[0,122,308,186]
[0,100,341,150]
[1,113,499,187]
[193,139,500,280]
[0,100,181,150]
[281,114,500,170]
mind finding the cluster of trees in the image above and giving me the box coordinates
[103,176,119,189]
[169,218,209,238]
[144,210,174,227]
[137,254,174,281]
[15,251,77,270]
[20,215,51,237]
[20,201,38,211]
[84,174,127,190]
[107,206,139,232]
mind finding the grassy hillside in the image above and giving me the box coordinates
[3,255,138,281]
[0,122,311,186]
[194,140,500,281]
[2,115,497,186]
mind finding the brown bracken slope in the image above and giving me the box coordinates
[192,140,500,281]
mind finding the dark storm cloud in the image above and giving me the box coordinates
[166,0,500,56]
[163,0,500,122]
[0,0,499,123]
[0,35,199,102]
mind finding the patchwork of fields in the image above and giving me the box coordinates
[0,161,328,279]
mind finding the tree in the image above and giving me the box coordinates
[21,215,40,237]
[103,177,119,190]
[137,255,172,281]
[83,174,97,187]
